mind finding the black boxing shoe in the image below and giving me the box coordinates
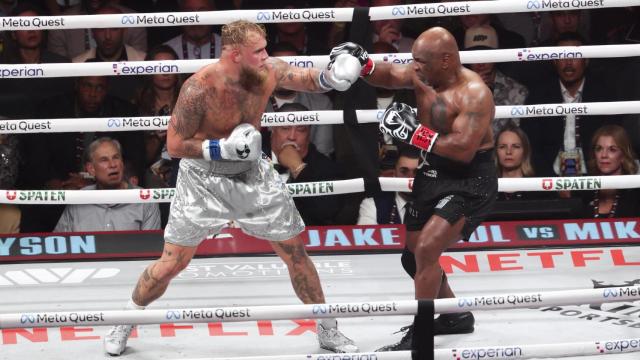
[375,324,413,352]
[376,313,474,352]
[433,312,475,335]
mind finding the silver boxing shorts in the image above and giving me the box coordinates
[164,157,305,246]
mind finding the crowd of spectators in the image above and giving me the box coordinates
[1,0,639,234]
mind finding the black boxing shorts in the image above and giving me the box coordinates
[404,149,498,240]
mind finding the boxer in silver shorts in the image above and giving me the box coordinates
[104,20,364,356]
[165,157,305,245]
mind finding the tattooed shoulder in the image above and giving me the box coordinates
[170,77,208,138]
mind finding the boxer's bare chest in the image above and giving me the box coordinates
[199,81,271,136]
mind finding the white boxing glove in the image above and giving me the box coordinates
[319,53,362,91]
[202,123,262,161]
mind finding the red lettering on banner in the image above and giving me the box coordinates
[257,320,274,336]
[2,328,48,344]
[286,320,316,336]
[160,323,193,337]
[60,327,100,341]
[527,251,563,268]
[440,255,480,273]
[571,250,604,267]
[207,323,248,336]
[488,253,523,271]
[611,249,640,266]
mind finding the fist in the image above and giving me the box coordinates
[319,53,361,91]
[380,102,439,152]
[203,124,262,161]
[330,42,375,76]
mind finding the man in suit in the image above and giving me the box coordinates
[520,32,620,177]
[357,145,419,225]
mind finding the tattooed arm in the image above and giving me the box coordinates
[429,83,495,163]
[166,76,206,158]
[269,57,327,93]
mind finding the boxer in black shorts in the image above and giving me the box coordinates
[330,27,497,351]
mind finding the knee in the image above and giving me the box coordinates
[413,235,443,266]
[151,260,188,283]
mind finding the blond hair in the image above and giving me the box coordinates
[221,20,266,47]
[494,121,535,177]
[587,124,639,175]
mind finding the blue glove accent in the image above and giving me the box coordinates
[207,139,222,160]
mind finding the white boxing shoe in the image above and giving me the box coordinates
[317,323,359,353]
[104,324,134,356]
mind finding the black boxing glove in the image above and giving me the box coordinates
[380,102,439,152]
[329,42,375,77]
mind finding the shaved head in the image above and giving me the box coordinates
[411,27,461,87]
[413,27,459,62]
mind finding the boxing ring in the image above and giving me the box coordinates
[2,0,640,359]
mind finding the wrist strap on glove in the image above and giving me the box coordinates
[361,58,375,77]
[411,125,439,152]
[202,139,222,160]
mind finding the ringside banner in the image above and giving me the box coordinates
[0,218,638,262]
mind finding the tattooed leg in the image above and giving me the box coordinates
[271,236,326,304]
[131,243,198,306]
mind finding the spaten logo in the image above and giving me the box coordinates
[139,189,151,200]
[6,190,16,200]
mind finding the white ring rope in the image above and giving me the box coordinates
[3,44,640,78]
[165,338,640,360]
[1,175,638,204]
[369,0,638,21]
[0,0,634,31]
[0,286,637,329]
[2,101,639,134]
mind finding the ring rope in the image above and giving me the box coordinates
[3,44,640,78]
[1,175,638,204]
[2,101,639,134]
[0,286,637,328]
[163,338,640,360]
[0,0,634,31]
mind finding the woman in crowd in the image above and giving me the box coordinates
[580,124,640,218]
[494,122,538,200]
